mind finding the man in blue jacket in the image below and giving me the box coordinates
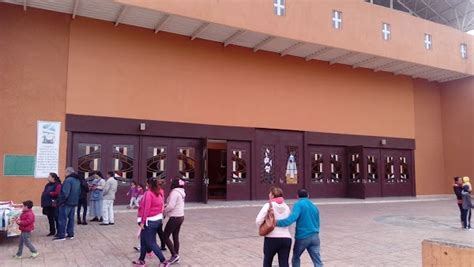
[54,167,81,241]
[276,189,323,267]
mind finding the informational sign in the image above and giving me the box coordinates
[34,121,61,178]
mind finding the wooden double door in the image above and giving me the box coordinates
[72,133,203,203]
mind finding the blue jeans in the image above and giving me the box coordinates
[292,233,323,267]
[139,220,166,263]
[57,205,76,238]
[90,199,102,219]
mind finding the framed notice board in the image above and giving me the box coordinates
[3,155,35,176]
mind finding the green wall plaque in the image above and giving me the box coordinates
[3,155,35,176]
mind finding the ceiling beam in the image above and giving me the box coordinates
[253,36,275,52]
[329,52,357,65]
[352,56,380,69]
[428,71,454,82]
[72,0,80,19]
[414,68,444,79]
[23,0,27,11]
[115,6,128,27]
[420,0,449,23]
[373,61,405,72]
[191,22,210,40]
[280,42,305,57]
[439,74,467,83]
[397,0,419,17]
[305,47,332,61]
[223,30,246,47]
[394,65,423,75]
[154,14,171,34]
[404,66,431,77]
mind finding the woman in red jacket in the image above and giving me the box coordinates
[133,177,170,267]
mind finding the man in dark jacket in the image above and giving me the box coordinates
[54,167,81,241]
[77,174,90,225]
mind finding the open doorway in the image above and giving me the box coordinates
[207,140,227,200]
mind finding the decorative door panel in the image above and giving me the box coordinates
[347,146,365,199]
[174,138,202,202]
[381,149,414,196]
[306,146,347,198]
[72,133,139,205]
[363,148,383,197]
[227,141,251,201]
[255,130,303,200]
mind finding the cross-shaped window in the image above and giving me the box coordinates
[382,23,391,41]
[332,10,342,29]
[424,34,432,50]
[273,0,285,16]
[460,43,468,59]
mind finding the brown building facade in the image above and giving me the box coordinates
[0,2,472,204]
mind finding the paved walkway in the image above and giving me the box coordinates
[1,195,472,267]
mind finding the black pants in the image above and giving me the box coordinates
[458,204,463,224]
[43,207,58,235]
[77,198,88,222]
[461,208,471,228]
[164,216,185,256]
[263,237,292,267]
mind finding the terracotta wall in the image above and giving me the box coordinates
[0,4,70,203]
[121,0,473,74]
[440,77,474,184]
[413,80,447,194]
[67,17,416,139]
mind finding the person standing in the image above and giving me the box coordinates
[54,167,81,241]
[13,200,39,259]
[41,173,61,236]
[132,177,170,267]
[89,171,105,222]
[256,186,291,267]
[164,179,187,264]
[77,174,90,225]
[276,189,323,267]
[100,171,118,225]
[461,185,472,230]
[453,176,464,228]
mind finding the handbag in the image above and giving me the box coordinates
[259,200,276,236]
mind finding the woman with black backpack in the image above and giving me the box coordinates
[40,173,62,236]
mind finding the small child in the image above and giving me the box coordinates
[461,185,473,230]
[127,181,138,209]
[13,200,39,259]
[135,184,145,208]
[462,176,472,192]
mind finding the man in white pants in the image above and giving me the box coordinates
[100,171,118,225]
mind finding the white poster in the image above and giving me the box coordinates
[34,121,61,178]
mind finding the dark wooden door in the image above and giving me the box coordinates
[72,133,139,205]
[381,149,414,196]
[364,148,383,197]
[306,146,346,198]
[140,136,173,197]
[174,138,202,202]
[255,130,303,200]
[346,146,365,199]
[226,141,251,201]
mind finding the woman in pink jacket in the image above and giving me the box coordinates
[132,177,170,267]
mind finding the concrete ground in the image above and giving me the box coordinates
[0,196,472,267]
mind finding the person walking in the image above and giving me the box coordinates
[13,200,39,259]
[132,177,170,267]
[41,173,61,236]
[89,171,105,222]
[77,174,90,225]
[276,189,323,267]
[163,179,187,265]
[54,167,81,241]
[256,186,291,267]
[100,171,118,225]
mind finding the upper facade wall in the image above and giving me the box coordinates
[120,0,473,75]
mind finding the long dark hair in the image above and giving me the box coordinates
[49,172,61,183]
[170,178,184,190]
[147,177,163,197]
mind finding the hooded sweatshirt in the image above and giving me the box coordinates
[276,197,320,240]
[165,188,186,217]
[255,197,291,238]
[462,186,473,210]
